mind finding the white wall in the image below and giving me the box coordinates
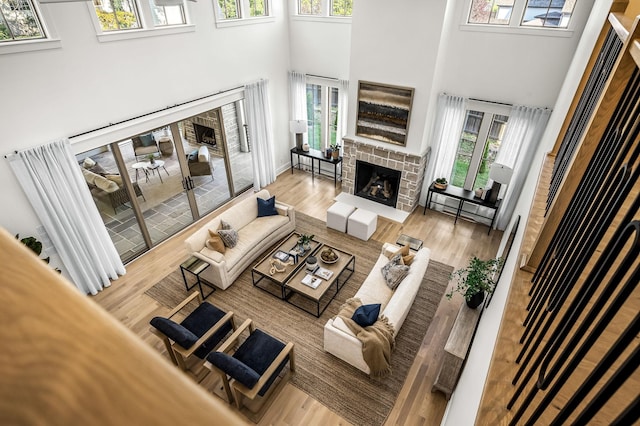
[345,0,448,156]
[0,0,291,238]
[441,0,614,424]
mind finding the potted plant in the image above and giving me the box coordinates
[330,143,341,160]
[147,153,156,165]
[434,177,448,190]
[446,256,502,309]
[298,233,314,252]
[15,234,61,273]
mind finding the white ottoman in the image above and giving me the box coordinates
[347,209,378,241]
[326,202,356,233]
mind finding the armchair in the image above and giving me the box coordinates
[132,133,160,160]
[187,146,214,179]
[150,291,235,382]
[204,319,295,422]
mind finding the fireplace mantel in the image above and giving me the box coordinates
[341,138,429,213]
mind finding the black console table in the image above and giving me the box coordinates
[290,148,342,187]
[423,183,501,234]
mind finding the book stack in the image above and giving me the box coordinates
[301,274,322,289]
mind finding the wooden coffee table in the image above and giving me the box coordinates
[284,244,355,317]
[251,232,320,299]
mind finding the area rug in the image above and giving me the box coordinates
[145,212,452,426]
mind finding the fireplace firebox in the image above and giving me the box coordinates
[193,123,216,146]
[355,161,401,208]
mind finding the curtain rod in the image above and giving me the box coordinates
[306,73,340,81]
[468,97,513,107]
[68,84,245,139]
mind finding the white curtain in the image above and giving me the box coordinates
[7,139,125,295]
[493,105,551,229]
[246,79,276,190]
[288,70,307,126]
[430,93,467,183]
[337,79,349,150]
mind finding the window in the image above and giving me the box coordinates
[297,0,351,17]
[214,0,272,23]
[467,0,576,29]
[248,0,267,17]
[451,109,508,191]
[306,83,339,150]
[94,0,141,31]
[521,0,575,28]
[150,1,186,26]
[217,0,239,19]
[0,0,45,42]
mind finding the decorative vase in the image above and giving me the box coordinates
[466,291,485,309]
[302,143,310,152]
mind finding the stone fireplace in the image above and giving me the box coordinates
[192,123,217,146]
[355,161,401,208]
[342,138,429,213]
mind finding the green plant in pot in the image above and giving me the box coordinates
[434,177,448,189]
[330,143,341,159]
[15,234,61,273]
[446,256,502,309]
[298,234,314,251]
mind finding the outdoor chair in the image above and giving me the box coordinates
[149,291,234,382]
[204,319,295,422]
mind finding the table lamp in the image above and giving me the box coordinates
[487,163,513,204]
[290,120,307,150]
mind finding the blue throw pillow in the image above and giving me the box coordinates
[139,133,155,147]
[257,196,278,217]
[188,149,199,162]
[351,303,381,327]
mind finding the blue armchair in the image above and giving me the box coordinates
[204,319,295,422]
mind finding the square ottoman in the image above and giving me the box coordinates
[326,202,356,233]
[347,209,377,241]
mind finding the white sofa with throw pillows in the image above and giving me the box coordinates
[323,243,431,375]
[185,190,295,290]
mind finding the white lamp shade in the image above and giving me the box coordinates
[489,163,513,185]
[289,120,307,134]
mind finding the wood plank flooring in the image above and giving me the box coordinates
[92,169,502,425]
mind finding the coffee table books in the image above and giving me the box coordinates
[301,274,322,289]
[314,267,334,280]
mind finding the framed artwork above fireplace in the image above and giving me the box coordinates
[356,81,414,147]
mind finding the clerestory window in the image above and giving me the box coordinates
[0,0,45,42]
[214,0,272,24]
[297,0,351,17]
[467,0,577,29]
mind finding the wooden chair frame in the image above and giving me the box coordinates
[150,291,235,382]
[204,319,295,422]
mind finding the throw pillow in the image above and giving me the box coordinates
[218,221,238,248]
[257,196,278,217]
[206,229,226,253]
[351,303,381,327]
[381,254,410,290]
[188,149,199,162]
[139,133,155,147]
[387,243,415,266]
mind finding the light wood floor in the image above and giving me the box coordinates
[92,170,502,425]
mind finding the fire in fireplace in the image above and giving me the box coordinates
[355,161,401,208]
[193,123,216,146]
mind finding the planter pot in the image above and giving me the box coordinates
[332,150,339,160]
[466,291,485,309]
[434,182,447,190]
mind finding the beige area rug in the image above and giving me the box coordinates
[145,213,451,426]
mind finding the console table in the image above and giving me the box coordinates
[423,183,501,234]
[290,148,342,187]
[432,302,483,400]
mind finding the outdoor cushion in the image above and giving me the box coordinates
[139,133,155,147]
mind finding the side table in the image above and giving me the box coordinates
[180,256,215,299]
[158,136,174,156]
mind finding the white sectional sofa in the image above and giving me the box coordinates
[323,243,431,374]
[184,190,295,290]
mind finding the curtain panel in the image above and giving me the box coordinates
[8,139,125,295]
[246,79,277,190]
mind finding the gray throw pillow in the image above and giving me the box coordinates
[218,220,238,248]
[381,254,410,290]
